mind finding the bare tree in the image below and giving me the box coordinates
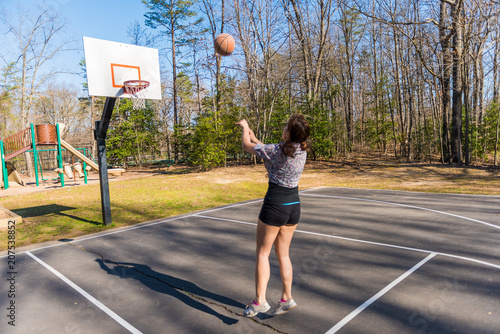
[232,0,290,140]
[493,15,500,165]
[1,6,71,129]
[0,63,17,138]
[34,83,82,137]
[1,6,72,175]
[143,0,204,163]
[280,0,336,109]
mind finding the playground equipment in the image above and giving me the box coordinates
[1,123,84,189]
[4,162,24,186]
[0,123,125,190]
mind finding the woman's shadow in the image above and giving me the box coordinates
[96,259,242,325]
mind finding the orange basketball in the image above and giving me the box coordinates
[214,33,235,56]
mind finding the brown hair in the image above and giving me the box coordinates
[281,114,310,157]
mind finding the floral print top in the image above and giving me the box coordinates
[253,143,307,188]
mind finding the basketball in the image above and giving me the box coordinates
[214,33,235,56]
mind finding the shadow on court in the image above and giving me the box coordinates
[1,187,499,334]
[95,258,242,325]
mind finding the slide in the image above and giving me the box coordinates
[60,140,99,170]
[60,140,125,176]
[6,162,24,186]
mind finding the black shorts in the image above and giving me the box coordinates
[259,182,301,226]
[259,201,301,227]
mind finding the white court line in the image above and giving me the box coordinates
[325,186,500,198]
[324,253,437,334]
[195,215,258,226]
[0,191,318,259]
[195,199,263,215]
[194,215,500,270]
[67,216,187,244]
[301,193,500,230]
[26,251,142,334]
[0,198,269,259]
[0,216,189,259]
[299,186,330,193]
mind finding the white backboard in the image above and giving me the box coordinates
[83,36,161,100]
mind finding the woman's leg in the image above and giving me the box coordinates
[255,219,280,304]
[274,224,297,301]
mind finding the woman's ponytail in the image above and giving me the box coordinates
[281,114,310,157]
[282,140,297,157]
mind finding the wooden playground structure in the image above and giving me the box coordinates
[0,123,124,190]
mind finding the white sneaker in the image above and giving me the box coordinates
[272,298,297,315]
[243,300,271,317]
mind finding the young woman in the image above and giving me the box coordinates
[235,114,310,317]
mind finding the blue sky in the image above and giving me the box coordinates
[1,0,151,94]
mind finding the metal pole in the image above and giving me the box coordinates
[83,148,88,184]
[95,97,116,226]
[97,135,112,225]
[0,141,8,189]
[56,123,65,187]
[30,124,39,186]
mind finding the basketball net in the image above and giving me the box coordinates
[123,80,150,110]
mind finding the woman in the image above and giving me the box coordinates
[236,114,310,317]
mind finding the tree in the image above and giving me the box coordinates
[143,0,204,163]
[199,0,226,114]
[0,6,71,175]
[0,63,17,138]
[232,0,291,143]
[449,0,465,163]
[279,0,336,110]
[183,74,240,169]
[33,83,84,137]
[0,6,71,129]
[107,100,160,167]
[337,2,363,151]
[127,20,155,47]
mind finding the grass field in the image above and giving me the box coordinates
[1,158,499,251]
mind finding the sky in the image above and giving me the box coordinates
[1,0,152,95]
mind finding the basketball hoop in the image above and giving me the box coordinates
[123,80,150,110]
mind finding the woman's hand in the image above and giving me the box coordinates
[235,119,249,129]
[236,119,258,154]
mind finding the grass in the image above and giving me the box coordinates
[1,158,499,251]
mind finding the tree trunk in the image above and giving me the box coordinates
[463,57,470,165]
[494,28,499,166]
[392,28,406,157]
[439,1,452,163]
[171,23,179,163]
[450,0,464,164]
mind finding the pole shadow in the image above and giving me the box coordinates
[95,259,241,325]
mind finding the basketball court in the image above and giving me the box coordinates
[1,187,499,333]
